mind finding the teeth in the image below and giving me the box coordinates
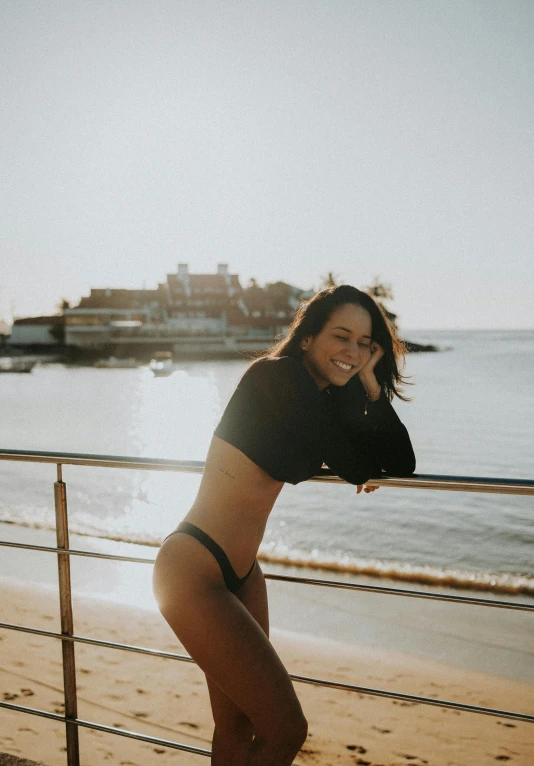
[332,360,352,371]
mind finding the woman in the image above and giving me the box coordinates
[153,285,416,766]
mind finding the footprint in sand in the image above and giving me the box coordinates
[497,721,516,728]
[133,712,149,718]
[179,721,199,729]
[20,688,34,697]
[2,692,19,700]
[494,757,511,762]
[371,726,391,734]
[346,745,367,753]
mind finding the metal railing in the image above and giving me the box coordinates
[0,448,533,765]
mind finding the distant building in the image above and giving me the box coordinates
[242,280,313,334]
[10,315,64,346]
[62,264,313,356]
[157,263,248,335]
[64,287,161,348]
[64,264,249,351]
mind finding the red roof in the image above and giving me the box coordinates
[13,315,63,325]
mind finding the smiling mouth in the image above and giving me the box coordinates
[331,359,353,372]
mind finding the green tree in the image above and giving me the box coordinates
[49,323,65,344]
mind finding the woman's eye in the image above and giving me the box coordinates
[335,335,349,341]
[359,343,371,348]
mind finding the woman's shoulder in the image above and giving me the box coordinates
[245,355,315,386]
[238,357,319,403]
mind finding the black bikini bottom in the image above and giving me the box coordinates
[164,521,256,594]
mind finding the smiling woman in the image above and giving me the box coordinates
[301,303,375,390]
[267,284,411,403]
[152,285,416,765]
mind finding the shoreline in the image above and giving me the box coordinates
[2,515,533,598]
[1,576,533,766]
[0,335,440,365]
[1,522,533,686]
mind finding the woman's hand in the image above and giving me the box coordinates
[358,341,384,401]
[356,484,379,494]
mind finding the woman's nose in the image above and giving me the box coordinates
[346,341,361,360]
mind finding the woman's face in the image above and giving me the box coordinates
[301,303,373,390]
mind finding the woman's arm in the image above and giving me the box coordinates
[328,344,416,477]
[243,357,411,485]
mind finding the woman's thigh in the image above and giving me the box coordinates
[206,561,269,730]
[154,542,302,736]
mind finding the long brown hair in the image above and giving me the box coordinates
[256,285,412,402]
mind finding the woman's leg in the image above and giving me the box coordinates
[153,537,307,766]
[207,561,269,765]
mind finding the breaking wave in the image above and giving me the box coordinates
[1,511,533,597]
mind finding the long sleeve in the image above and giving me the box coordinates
[215,356,414,485]
[328,373,416,477]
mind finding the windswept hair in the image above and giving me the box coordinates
[255,284,412,402]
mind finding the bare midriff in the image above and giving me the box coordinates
[181,435,285,579]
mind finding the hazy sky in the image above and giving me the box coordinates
[1,0,533,330]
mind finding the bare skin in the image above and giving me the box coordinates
[153,439,306,765]
[152,302,383,765]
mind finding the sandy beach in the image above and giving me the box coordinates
[1,571,533,766]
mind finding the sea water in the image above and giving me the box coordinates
[1,330,533,596]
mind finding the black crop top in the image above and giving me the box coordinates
[214,356,416,485]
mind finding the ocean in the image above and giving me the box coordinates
[1,330,533,597]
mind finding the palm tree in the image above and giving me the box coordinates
[365,277,397,327]
[319,271,342,289]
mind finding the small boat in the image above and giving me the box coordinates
[0,357,36,373]
[94,356,138,369]
[149,351,174,377]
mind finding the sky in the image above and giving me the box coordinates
[1,0,533,331]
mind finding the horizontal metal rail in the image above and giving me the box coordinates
[1,448,534,494]
[1,540,533,610]
[0,701,211,756]
[0,623,532,723]
[0,621,195,664]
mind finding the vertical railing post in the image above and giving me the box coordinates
[54,463,80,766]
